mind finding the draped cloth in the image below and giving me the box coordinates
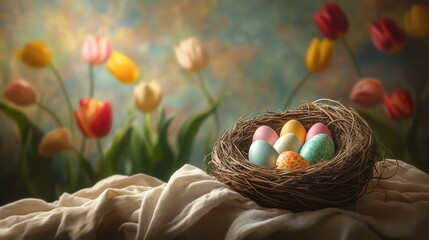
[0,160,428,240]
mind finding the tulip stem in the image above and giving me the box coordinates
[196,71,220,136]
[80,137,87,158]
[283,71,312,110]
[96,139,105,177]
[89,64,95,97]
[35,101,63,127]
[49,64,74,132]
[341,38,362,77]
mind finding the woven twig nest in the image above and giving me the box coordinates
[210,99,380,212]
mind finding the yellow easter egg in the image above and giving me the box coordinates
[276,151,310,170]
[280,119,307,144]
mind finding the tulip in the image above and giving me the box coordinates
[383,89,413,120]
[370,18,405,53]
[16,41,52,68]
[74,98,112,139]
[175,37,209,71]
[350,78,384,107]
[106,51,139,84]
[313,2,349,40]
[134,80,163,113]
[81,34,112,65]
[38,128,73,157]
[3,79,37,106]
[404,5,429,40]
[305,38,334,72]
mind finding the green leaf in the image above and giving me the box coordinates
[358,110,406,160]
[129,124,151,174]
[0,102,56,201]
[175,101,220,170]
[151,110,175,181]
[102,122,134,177]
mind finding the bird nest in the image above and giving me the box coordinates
[210,99,381,212]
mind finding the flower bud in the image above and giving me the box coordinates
[134,80,163,113]
[350,78,384,107]
[16,41,52,68]
[38,128,73,157]
[3,79,37,106]
[174,37,209,71]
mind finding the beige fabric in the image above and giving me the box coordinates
[0,160,428,240]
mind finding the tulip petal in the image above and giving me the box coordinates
[370,22,393,52]
[318,38,333,70]
[405,5,429,39]
[90,101,112,138]
[381,18,405,45]
[82,34,98,63]
[313,13,336,39]
[306,38,321,72]
[97,36,112,63]
[323,2,349,34]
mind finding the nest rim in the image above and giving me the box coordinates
[210,99,380,212]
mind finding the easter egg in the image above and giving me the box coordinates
[248,140,279,167]
[273,133,302,154]
[280,119,306,144]
[252,125,279,145]
[305,123,332,142]
[276,151,310,170]
[300,134,335,164]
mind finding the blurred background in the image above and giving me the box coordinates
[1,0,428,204]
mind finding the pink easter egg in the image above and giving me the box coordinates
[305,123,332,142]
[252,125,279,145]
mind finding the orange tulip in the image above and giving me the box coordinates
[3,79,37,106]
[38,128,73,157]
[74,98,112,139]
[16,41,52,68]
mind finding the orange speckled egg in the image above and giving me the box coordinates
[276,151,310,170]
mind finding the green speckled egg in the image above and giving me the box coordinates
[299,134,335,164]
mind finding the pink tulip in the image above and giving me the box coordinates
[81,34,112,65]
[370,18,405,53]
[3,79,37,106]
[350,78,384,107]
[383,89,413,120]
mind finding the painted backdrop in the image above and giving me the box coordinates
[1,0,428,203]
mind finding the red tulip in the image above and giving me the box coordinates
[74,98,112,139]
[350,78,384,107]
[313,2,349,40]
[383,89,413,120]
[370,18,405,53]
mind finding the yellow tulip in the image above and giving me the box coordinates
[305,38,333,72]
[38,128,73,157]
[404,5,429,40]
[16,41,52,68]
[134,80,163,112]
[106,51,139,84]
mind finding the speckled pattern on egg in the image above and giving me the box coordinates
[300,134,335,164]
